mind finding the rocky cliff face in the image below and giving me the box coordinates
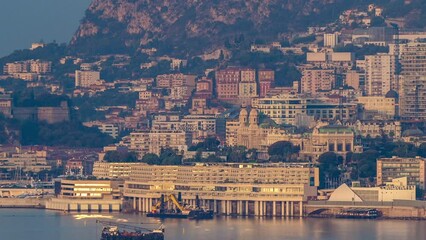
[69,0,360,56]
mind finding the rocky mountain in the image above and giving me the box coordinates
[69,0,426,56]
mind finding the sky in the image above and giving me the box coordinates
[0,0,92,57]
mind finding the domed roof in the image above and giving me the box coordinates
[402,128,424,137]
[240,108,248,116]
[385,90,399,99]
[249,108,258,117]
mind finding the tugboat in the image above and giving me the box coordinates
[147,193,213,220]
[335,208,380,219]
[98,220,165,240]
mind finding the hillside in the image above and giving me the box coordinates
[70,0,370,56]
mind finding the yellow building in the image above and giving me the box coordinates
[226,108,295,151]
[0,150,51,173]
[357,95,397,120]
[128,163,319,186]
[46,179,123,212]
[347,120,402,138]
[124,163,319,216]
[377,156,426,190]
[300,124,362,162]
[93,162,146,179]
[130,129,191,157]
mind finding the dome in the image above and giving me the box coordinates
[402,128,424,137]
[385,90,399,99]
[249,108,258,117]
[239,108,248,125]
[249,108,259,125]
[240,108,248,116]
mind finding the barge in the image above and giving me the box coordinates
[98,220,164,240]
[147,194,213,220]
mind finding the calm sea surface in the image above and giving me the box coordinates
[0,209,425,240]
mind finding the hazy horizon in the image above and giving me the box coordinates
[0,0,92,57]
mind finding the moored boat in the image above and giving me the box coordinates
[98,220,165,240]
[335,208,380,219]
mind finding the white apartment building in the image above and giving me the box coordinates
[93,161,145,179]
[130,130,191,157]
[75,70,101,88]
[0,150,51,172]
[399,42,426,120]
[324,33,339,48]
[252,94,357,125]
[3,60,51,74]
[364,54,396,96]
[30,60,52,74]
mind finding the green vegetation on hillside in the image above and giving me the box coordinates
[21,120,114,148]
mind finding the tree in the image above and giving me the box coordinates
[142,153,161,165]
[350,150,380,179]
[188,137,220,151]
[317,152,341,187]
[104,151,138,163]
[268,141,299,161]
[370,17,386,27]
[418,143,426,158]
[226,146,247,163]
[391,142,418,158]
[159,148,182,165]
[205,154,223,163]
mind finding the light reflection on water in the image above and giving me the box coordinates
[0,209,425,240]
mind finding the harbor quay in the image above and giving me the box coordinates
[46,198,121,212]
[305,200,426,219]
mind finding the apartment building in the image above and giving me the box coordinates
[0,150,51,173]
[399,42,426,120]
[75,70,101,88]
[93,161,145,179]
[364,54,396,96]
[258,69,274,97]
[301,69,336,95]
[3,60,51,74]
[324,33,339,48]
[377,156,426,190]
[357,95,397,120]
[216,68,241,101]
[252,94,357,125]
[130,129,191,157]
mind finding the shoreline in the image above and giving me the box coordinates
[2,206,426,221]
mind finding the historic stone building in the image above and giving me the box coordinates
[300,124,363,162]
[226,108,295,152]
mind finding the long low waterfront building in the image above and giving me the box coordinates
[93,161,142,179]
[122,163,319,216]
[46,179,123,212]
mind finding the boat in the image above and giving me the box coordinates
[147,193,213,220]
[188,209,214,220]
[335,208,380,219]
[98,220,165,240]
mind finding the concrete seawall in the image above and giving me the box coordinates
[306,200,426,219]
[0,198,47,208]
[46,198,122,212]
